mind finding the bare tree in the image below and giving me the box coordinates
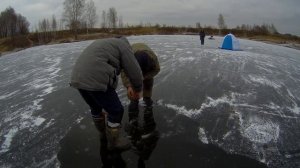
[118,15,123,28]
[16,14,30,35]
[0,15,4,38]
[59,19,65,31]
[38,18,51,43]
[269,24,278,34]
[107,7,118,29]
[63,0,86,39]
[218,14,226,34]
[196,22,201,29]
[145,22,152,27]
[0,7,29,39]
[51,15,57,40]
[2,7,17,38]
[85,0,97,33]
[39,19,50,33]
[7,7,17,38]
[101,10,107,29]
[139,21,144,28]
[51,15,57,32]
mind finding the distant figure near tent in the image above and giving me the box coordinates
[199,30,205,45]
[220,33,241,51]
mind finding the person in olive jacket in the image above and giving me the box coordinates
[70,37,143,151]
[121,43,160,128]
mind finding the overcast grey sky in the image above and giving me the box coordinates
[1,0,299,36]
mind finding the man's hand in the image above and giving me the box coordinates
[127,86,134,99]
[127,86,141,100]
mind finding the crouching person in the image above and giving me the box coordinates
[70,37,143,151]
[121,43,160,124]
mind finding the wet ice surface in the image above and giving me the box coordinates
[0,35,300,167]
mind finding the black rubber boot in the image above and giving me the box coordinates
[143,97,153,107]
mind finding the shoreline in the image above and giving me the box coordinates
[0,48,25,57]
[246,38,300,50]
[263,41,300,50]
[1,35,300,57]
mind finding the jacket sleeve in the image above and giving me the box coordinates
[119,42,143,92]
[144,51,160,80]
[120,70,131,88]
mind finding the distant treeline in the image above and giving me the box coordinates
[2,23,300,53]
[0,7,30,39]
[0,3,300,53]
[119,23,279,37]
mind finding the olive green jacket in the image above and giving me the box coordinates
[70,38,143,92]
[121,43,160,87]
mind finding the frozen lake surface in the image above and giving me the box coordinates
[0,35,300,168]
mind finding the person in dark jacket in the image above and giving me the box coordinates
[199,30,206,45]
[70,37,143,151]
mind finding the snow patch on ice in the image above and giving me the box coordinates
[0,127,18,153]
[161,96,233,118]
[22,57,62,97]
[45,119,55,128]
[286,89,296,100]
[76,117,84,124]
[34,154,59,168]
[1,95,46,153]
[164,104,202,117]
[198,127,209,144]
[178,57,196,62]
[222,131,233,140]
[201,96,233,109]
[68,100,75,105]
[265,102,281,111]
[0,41,89,165]
[42,86,55,95]
[20,99,43,119]
[164,45,176,48]
[33,117,46,126]
[242,117,280,144]
[0,90,19,100]
[160,92,284,146]
[288,105,300,115]
[248,75,281,88]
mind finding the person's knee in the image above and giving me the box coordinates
[143,90,152,98]
[143,79,153,88]
[106,105,124,124]
[91,108,104,117]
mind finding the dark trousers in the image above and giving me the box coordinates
[78,88,124,123]
[143,78,153,98]
[200,37,205,45]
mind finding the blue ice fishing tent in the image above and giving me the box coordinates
[220,33,241,51]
